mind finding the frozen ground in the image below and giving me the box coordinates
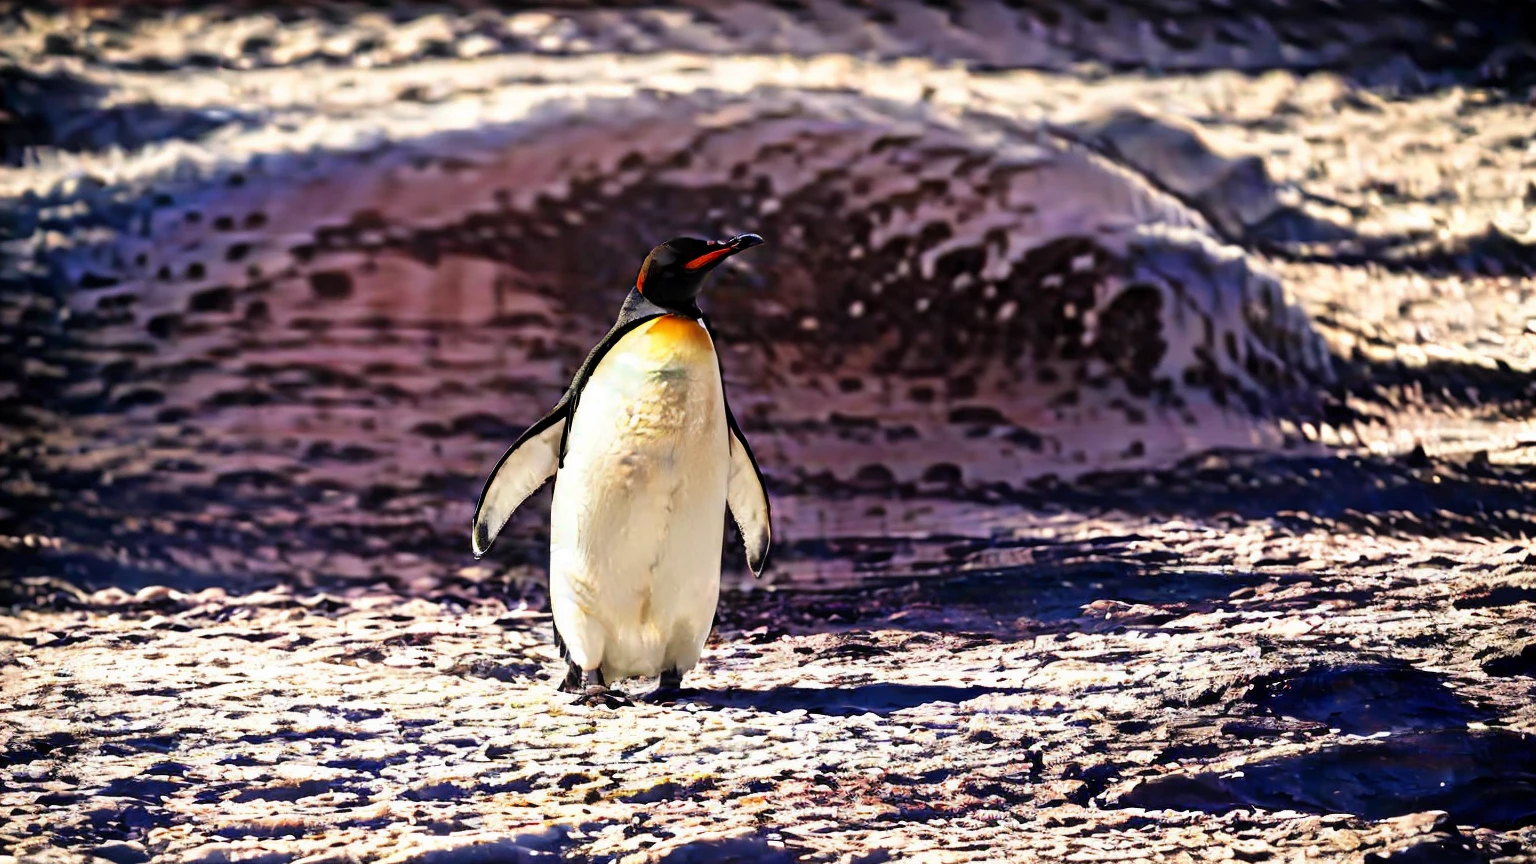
[4,525,1536,861]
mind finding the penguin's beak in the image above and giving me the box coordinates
[726,233,764,252]
[684,234,765,271]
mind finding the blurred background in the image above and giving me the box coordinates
[2,0,1535,606]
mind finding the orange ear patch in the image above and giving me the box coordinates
[683,247,732,270]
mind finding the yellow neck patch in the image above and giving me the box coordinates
[632,314,715,362]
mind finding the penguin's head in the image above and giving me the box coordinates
[635,233,764,313]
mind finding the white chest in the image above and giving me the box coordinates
[564,315,727,470]
[547,315,731,680]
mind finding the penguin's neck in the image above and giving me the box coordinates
[618,288,701,324]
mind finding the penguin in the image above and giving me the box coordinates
[470,233,771,705]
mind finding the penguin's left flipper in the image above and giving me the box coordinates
[725,412,772,577]
[470,407,567,558]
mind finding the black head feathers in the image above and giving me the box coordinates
[635,233,763,313]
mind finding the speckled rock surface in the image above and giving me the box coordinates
[4,529,1536,862]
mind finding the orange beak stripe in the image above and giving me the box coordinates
[683,247,733,270]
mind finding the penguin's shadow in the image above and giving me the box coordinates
[673,682,1020,717]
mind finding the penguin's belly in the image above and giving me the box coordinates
[549,316,729,682]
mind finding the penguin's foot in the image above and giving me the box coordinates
[645,668,690,704]
[564,667,630,707]
[572,685,632,708]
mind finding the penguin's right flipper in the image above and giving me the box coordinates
[471,408,567,558]
[470,292,668,559]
